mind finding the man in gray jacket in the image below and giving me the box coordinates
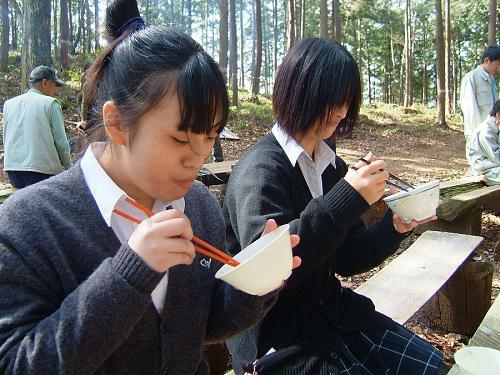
[2,65,71,188]
[460,46,500,141]
[466,100,500,185]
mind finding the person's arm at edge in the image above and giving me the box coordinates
[49,101,71,169]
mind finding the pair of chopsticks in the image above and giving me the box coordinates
[113,196,240,267]
[351,157,415,192]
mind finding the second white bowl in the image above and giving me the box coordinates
[383,180,440,222]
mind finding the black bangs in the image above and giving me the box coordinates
[177,52,229,135]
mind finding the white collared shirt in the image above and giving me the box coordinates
[272,124,336,198]
[80,143,185,313]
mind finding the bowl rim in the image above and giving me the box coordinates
[383,180,440,203]
[454,346,500,371]
[215,223,291,278]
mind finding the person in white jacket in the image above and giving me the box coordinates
[466,100,500,185]
[460,46,500,141]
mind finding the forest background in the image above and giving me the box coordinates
[0,0,497,123]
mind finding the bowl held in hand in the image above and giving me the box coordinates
[215,224,293,296]
[383,180,440,222]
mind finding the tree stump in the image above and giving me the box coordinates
[427,260,493,336]
[415,206,483,236]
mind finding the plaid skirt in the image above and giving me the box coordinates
[246,325,443,375]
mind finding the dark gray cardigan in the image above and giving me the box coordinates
[224,134,406,373]
[0,165,277,374]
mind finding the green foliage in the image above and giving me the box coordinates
[228,90,273,131]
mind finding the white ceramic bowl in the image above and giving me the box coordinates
[454,346,500,375]
[383,180,440,222]
[215,224,292,296]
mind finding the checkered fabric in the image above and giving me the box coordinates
[337,326,443,374]
[248,325,443,375]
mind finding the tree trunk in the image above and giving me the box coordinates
[422,65,428,105]
[367,56,372,103]
[240,0,245,88]
[300,0,305,40]
[331,0,341,42]
[319,0,328,38]
[287,0,295,50]
[488,0,497,46]
[403,0,412,107]
[23,0,52,79]
[73,0,84,53]
[219,0,228,82]
[186,0,192,35]
[435,0,446,127]
[229,0,238,105]
[9,6,16,50]
[52,0,57,56]
[68,0,73,49]
[357,17,363,97]
[85,0,91,53]
[60,0,70,67]
[94,0,99,50]
[421,25,427,105]
[263,4,269,94]
[251,0,262,97]
[273,0,278,77]
[0,0,9,71]
[445,0,452,114]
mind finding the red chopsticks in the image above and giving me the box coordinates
[112,197,240,267]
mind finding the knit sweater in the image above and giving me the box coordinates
[0,165,278,374]
[223,134,406,372]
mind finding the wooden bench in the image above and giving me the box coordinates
[197,160,237,187]
[0,160,239,204]
[221,231,484,375]
[416,176,500,236]
[354,230,483,325]
[447,294,500,374]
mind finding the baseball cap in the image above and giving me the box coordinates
[29,65,65,87]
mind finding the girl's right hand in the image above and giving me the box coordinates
[344,152,389,205]
[127,209,196,273]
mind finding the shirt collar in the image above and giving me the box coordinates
[272,123,336,170]
[80,142,184,226]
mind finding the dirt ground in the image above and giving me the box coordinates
[218,103,499,366]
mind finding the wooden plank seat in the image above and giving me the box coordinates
[0,160,240,204]
[197,160,237,187]
[447,295,500,374]
[354,230,483,325]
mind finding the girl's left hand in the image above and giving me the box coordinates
[392,214,438,233]
[262,219,301,269]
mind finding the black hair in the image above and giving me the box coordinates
[273,37,361,141]
[84,10,228,145]
[104,0,145,42]
[490,100,500,117]
[482,45,500,63]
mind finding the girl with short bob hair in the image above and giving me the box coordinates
[273,37,361,142]
[223,38,444,374]
[0,2,298,373]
